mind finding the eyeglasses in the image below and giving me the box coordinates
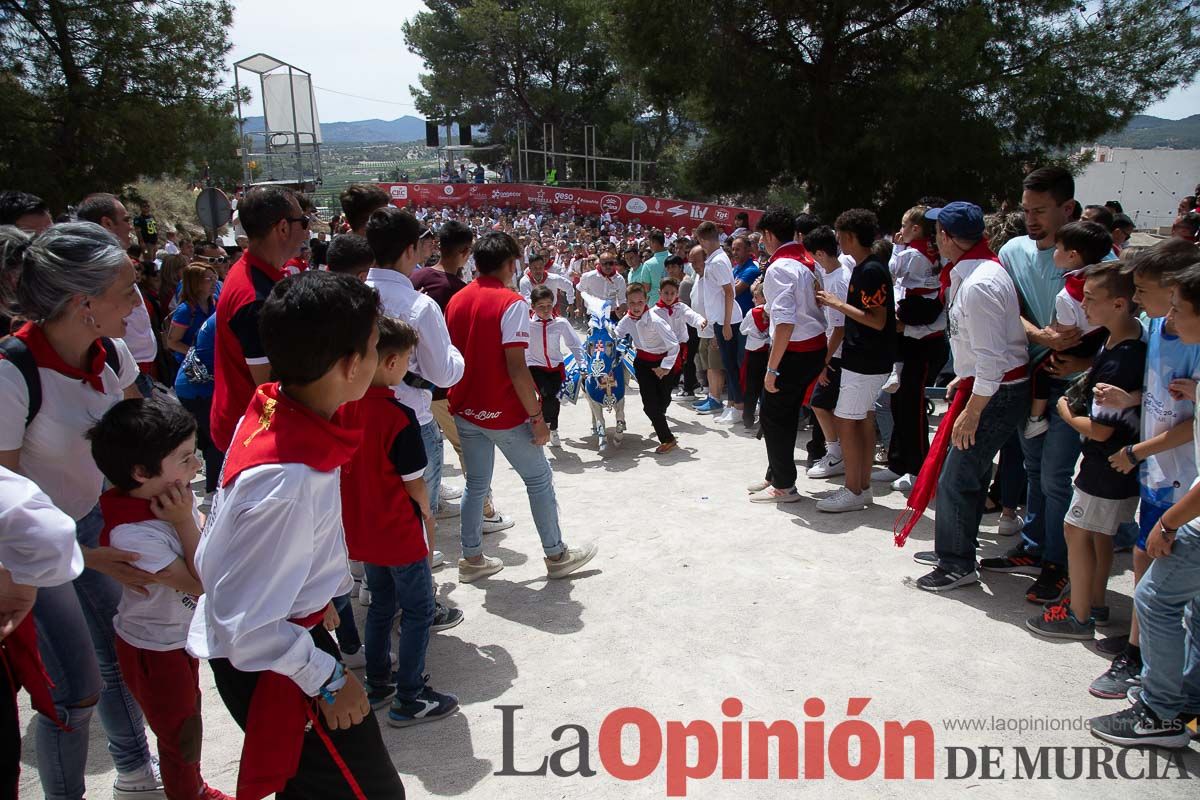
[285,216,310,230]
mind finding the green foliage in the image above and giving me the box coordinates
[0,0,237,211]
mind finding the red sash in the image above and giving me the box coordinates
[2,614,63,731]
[786,333,827,353]
[894,365,1028,546]
[636,349,667,363]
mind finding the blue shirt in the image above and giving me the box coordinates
[170,300,215,362]
[174,314,217,400]
[631,251,668,304]
[1140,317,1200,507]
[733,259,761,314]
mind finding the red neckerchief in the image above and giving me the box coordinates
[525,269,546,286]
[939,239,998,297]
[10,322,112,393]
[98,489,156,547]
[769,241,816,271]
[627,307,647,321]
[598,266,616,282]
[906,237,939,266]
[655,299,676,316]
[1064,269,1086,302]
[751,306,769,332]
[222,383,363,489]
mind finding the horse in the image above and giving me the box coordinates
[561,294,636,453]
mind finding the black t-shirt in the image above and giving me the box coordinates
[133,214,158,242]
[1074,337,1147,500]
[840,254,897,375]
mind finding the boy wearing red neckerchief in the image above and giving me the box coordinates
[87,397,232,799]
[188,271,405,800]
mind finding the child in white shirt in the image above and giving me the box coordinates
[526,286,584,448]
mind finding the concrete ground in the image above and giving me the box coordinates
[20,386,1200,798]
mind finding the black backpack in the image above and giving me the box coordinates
[0,336,121,427]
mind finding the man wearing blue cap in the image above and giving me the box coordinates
[900,202,1030,590]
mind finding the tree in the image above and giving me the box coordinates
[613,0,1199,219]
[0,0,237,211]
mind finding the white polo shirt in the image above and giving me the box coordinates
[701,248,743,326]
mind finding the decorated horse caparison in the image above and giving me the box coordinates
[560,294,636,453]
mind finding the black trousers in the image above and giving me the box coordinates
[886,334,949,477]
[0,650,17,800]
[742,347,769,427]
[210,626,405,800]
[634,358,679,443]
[682,326,701,393]
[531,367,565,429]
[760,348,826,490]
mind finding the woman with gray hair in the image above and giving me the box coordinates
[0,222,162,799]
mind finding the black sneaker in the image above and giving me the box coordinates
[1096,634,1130,657]
[1089,652,1142,699]
[916,567,979,592]
[1089,701,1192,749]
[1042,595,1109,626]
[387,684,459,728]
[979,544,1041,575]
[431,602,464,633]
[1025,564,1069,604]
[912,551,938,567]
[1025,603,1094,640]
[367,683,396,710]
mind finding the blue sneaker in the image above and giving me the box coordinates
[691,396,710,408]
[695,397,723,414]
[387,684,459,727]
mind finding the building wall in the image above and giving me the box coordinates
[1075,147,1199,228]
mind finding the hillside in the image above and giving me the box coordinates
[1096,114,1200,149]
[242,115,429,144]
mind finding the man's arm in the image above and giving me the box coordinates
[505,348,550,445]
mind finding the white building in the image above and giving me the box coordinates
[1075,146,1199,229]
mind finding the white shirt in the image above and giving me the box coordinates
[519,271,576,306]
[692,275,714,339]
[653,301,706,345]
[819,263,852,357]
[946,257,1029,397]
[577,269,627,308]
[617,310,681,370]
[763,257,827,344]
[112,512,201,651]
[0,466,83,587]
[890,245,947,339]
[163,240,180,256]
[366,267,465,425]
[1054,271,1100,335]
[701,248,743,326]
[189,463,353,697]
[122,285,159,363]
[0,339,137,520]
[526,315,583,369]
[741,310,771,352]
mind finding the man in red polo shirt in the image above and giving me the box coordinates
[445,232,598,584]
[210,186,310,452]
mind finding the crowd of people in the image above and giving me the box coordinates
[0,171,1199,799]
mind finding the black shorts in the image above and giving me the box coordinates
[809,357,842,411]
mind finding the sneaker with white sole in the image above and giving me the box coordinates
[458,555,504,583]
[358,586,372,606]
[431,602,464,632]
[482,512,515,534]
[113,762,165,799]
[546,541,599,578]
[435,501,461,520]
[549,430,561,447]
[715,407,737,424]
[1089,701,1192,749]
[431,549,445,569]
[749,485,801,504]
[872,467,902,483]
[807,453,845,479]
[912,551,938,567]
[915,567,980,592]
[997,514,1023,537]
[815,486,870,513]
[388,684,459,728]
[440,483,463,501]
[891,474,915,494]
[882,364,901,394]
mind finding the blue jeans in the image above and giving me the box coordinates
[421,420,444,514]
[34,506,151,800]
[1135,524,1200,719]
[363,559,433,701]
[455,416,565,559]
[714,323,746,404]
[1017,379,1079,567]
[934,383,1028,573]
[332,592,361,653]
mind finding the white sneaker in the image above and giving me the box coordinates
[882,364,902,394]
[872,467,902,483]
[458,555,504,583]
[435,501,461,520]
[749,485,802,504]
[549,430,561,447]
[431,549,445,569]
[113,762,164,799]
[807,454,845,479]
[815,486,871,513]
[545,541,599,578]
[440,483,463,501]
[716,407,736,424]
[998,514,1023,537]
[482,512,515,534]
[891,474,916,494]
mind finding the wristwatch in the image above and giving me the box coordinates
[766,367,782,377]
[1124,444,1141,466]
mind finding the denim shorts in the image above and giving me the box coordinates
[1138,500,1170,551]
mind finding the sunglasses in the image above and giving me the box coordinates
[199,255,228,264]
[285,216,310,230]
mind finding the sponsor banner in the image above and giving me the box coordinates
[381,183,761,232]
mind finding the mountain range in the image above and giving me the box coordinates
[242,113,1200,148]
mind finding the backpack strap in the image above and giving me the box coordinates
[0,337,42,427]
[100,337,121,376]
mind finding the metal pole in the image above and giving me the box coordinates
[543,123,550,182]
[234,67,249,188]
[287,66,303,183]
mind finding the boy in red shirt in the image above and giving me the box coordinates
[338,315,460,725]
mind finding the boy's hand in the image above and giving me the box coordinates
[151,481,195,527]
[764,371,778,394]
[653,367,668,378]
[1168,378,1197,402]
[322,601,339,631]
[1034,325,1081,352]
[320,670,370,730]
[531,417,550,446]
[1146,521,1175,559]
[1056,394,1073,421]
[0,567,36,641]
[944,376,961,403]
[1093,382,1139,409]
[814,290,840,310]
[1108,449,1138,474]
[817,367,830,387]
[699,319,708,329]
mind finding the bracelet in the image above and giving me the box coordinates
[319,662,346,705]
[766,367,781,377]
[1124,444,1141,466]
[529,413,545,423]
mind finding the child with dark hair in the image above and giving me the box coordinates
[526,285,584,448]
[325,233,374,280]
[617,283,682,453]
[188,270,406,800]
[338,314,460,725]
[1024,220,1115,438]
[87,397,232,800]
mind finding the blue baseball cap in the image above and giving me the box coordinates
[925,202,984,239]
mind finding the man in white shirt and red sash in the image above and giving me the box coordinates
[896,203,1030,592]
